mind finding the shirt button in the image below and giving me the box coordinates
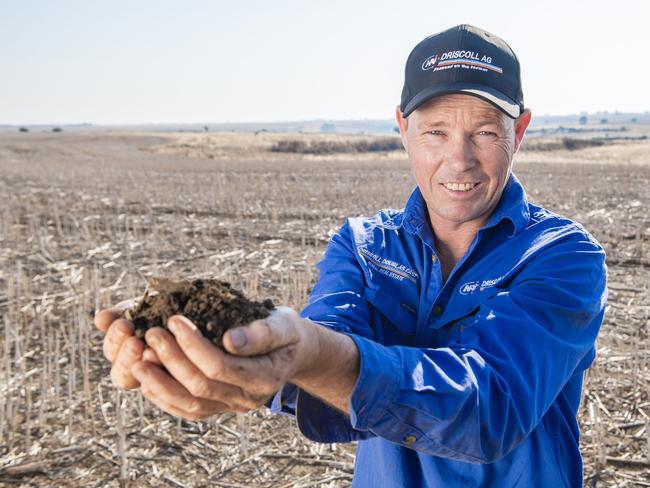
[403,435,417,444]
[431,254,439,264]
[433,305,443,316]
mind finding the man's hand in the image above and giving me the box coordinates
[96,302,360,421]
[94,297,161,389]
[124,307,344,420]
[128,306,323,420]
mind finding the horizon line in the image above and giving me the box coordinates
[2,110,649,128]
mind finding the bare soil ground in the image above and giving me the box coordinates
[0,131,649,486]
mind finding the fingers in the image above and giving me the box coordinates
[167,316,228,379]
[223,306,301,356]
[110,336,144,389]
[94,297,140,332]
[132,361,232,420]
[145,327,246,402]
[146,321,273,410]
[97,297,144,389]
[166,315,285,397]
[103,319,135,363]
[215,352,286,397]
[142,347,162,365]
[94,309,122,333]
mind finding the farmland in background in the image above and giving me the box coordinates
[1,129,649,486]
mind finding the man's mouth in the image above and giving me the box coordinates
[441,182,480,192]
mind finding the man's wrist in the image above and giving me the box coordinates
[289,318,324,384]
[288,320,360,414]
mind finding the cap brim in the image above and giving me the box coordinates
[402,83,521,119]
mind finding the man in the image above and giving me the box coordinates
[96,25,607,486]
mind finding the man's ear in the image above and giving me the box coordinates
[513,108,532,153]
[395,105,409,152]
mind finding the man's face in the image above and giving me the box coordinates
[396,94,530,229]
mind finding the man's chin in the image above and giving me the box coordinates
[430,207,488,227]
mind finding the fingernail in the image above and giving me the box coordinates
[229,329,247,349]
[146,333,160,347]
[179,316,198,331]
[167,317,179,334]
[169,315,198,334]
[127,338,141,354]
[116,321,130,334]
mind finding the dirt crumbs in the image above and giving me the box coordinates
[125,277,275,347]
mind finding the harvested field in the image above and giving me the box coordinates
[1,131,649,486]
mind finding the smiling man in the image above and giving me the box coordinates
[96,25,607,487]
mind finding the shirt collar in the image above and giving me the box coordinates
[402,172,530,239]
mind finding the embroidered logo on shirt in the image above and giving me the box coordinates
[459,281,480,295]
[459,275,505,295]
[358,248,419,284]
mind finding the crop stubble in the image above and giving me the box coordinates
[0,131,649,486]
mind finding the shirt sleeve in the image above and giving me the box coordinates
[345,233,607,463]
[268,218,377,442]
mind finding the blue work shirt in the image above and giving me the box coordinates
[270,173,607,487]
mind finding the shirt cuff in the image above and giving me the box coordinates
[296,389,373,443]
[267,383,297,416]
[341,334,488,461]
[267,381,374,443]
[269,332,402,444]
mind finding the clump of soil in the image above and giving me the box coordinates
[124,277,275,347]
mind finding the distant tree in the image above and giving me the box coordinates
[321,123,336,133]
[393,126,400,134]
[204,126,209,132]
[52,127,62,132]
[562,138,603,150]
[600,118,608,124]
[578,115,588,125]
[630,117,638,123]
[19,127,29,132]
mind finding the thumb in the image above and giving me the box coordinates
[223,306,300,356]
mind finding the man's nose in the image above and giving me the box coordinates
[445,136,477,172]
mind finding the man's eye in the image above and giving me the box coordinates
[478,131,497,136]
[427,130,444,136]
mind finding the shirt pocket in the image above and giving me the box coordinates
[436,306,480,347]
[364,286,417,342]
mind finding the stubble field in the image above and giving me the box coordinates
[1,131,649,487]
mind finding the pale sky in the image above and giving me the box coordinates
[1,0,648,125]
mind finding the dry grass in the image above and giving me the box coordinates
[146,131,406,162]
[144,127,650,166]
[516,140,650,166]
[0,131,649,486]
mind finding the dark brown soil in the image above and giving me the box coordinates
[124,277,275,347]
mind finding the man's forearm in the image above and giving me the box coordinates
[289,319,360,414]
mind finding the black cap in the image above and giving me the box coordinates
[400,24,524,119]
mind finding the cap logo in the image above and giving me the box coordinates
[422,50,503,74]
[421,54,440,70]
